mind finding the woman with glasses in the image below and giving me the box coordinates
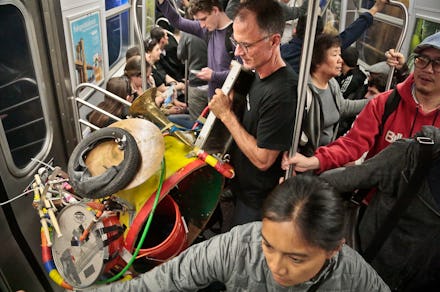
[282,31,440,176]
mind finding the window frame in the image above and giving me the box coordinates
[0,1,53,176]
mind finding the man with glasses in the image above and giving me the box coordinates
[282,32,440,176]
[209,0,298,226]
[156,0,233,99]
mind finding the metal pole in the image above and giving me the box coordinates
[133,0,147,91]
[385,0,409,91]
[285,0,320,179]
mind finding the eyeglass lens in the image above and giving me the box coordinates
[415,55,440,72]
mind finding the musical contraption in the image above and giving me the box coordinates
[30,87,235,289]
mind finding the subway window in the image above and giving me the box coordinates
[105,0,129,11]
[105,1,130,69]
[107,10,130,67]
[345,0,406,65]
[0,4,46,169]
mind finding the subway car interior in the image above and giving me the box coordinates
[0,0,439,291]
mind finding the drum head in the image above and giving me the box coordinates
[51,204,121,288]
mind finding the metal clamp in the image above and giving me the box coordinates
[416,136,434,145]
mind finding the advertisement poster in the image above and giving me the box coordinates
[69,10,104,85]
[410,18,440,53]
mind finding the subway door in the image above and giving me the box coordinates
[0,1,68,291]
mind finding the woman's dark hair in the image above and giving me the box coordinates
[144,37,160,54]
[124,55,152,78]
[87,76,130,128]
[189,0,223,16]
[310,33,341,74]
[235,0,285,36]
[125,55,141,77]
[262,175,345,251]
[126,46,140,61]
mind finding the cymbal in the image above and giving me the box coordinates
[85,118,165,190]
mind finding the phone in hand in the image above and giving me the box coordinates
[190,69,201,75]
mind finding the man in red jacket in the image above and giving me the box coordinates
[282,31,440,173]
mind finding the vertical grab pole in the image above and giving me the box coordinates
[385,1,409,91]
[285,0,321,179]
[133,0,148,91]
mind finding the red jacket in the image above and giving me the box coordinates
[316,73,440,173]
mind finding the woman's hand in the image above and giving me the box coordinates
[166,105,186,115]
[281,151,320,173]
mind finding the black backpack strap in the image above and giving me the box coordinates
[363,136,434,263]
[378,88,401,137]
[224,23,234,59]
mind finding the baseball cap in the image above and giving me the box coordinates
[414,31,440,54]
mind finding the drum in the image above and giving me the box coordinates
[51,203,124,289]
[117,135,224,268]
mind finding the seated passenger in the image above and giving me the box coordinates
[87,175,390,291]
[350,61,390,101]
[144,38,187,115]
[321,125,440,291]
[351,49,410,101]
[299,34,368,156]
[125,46,142,61]
[87,76,131,128]
[150,26,185,81]
[170,31,209,129]
[123,55,154,100]
[365,73,387,99]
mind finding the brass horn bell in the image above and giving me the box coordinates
[129,87,195,147]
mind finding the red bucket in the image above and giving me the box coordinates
[136,195,187,262]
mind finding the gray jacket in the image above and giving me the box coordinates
[321,126,440,290]
[90,222,389,291]
[301,77,367,156]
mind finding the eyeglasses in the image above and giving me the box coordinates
[414,54,440,73]
[229,35,270,53]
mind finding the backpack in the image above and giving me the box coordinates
[378,88,401,136]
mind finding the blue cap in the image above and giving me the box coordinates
[414,32,440,54]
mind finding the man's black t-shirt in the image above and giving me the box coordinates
[152,66,166,87]
[230,65,298,209]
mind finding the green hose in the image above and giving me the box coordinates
[99,158,166,284]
